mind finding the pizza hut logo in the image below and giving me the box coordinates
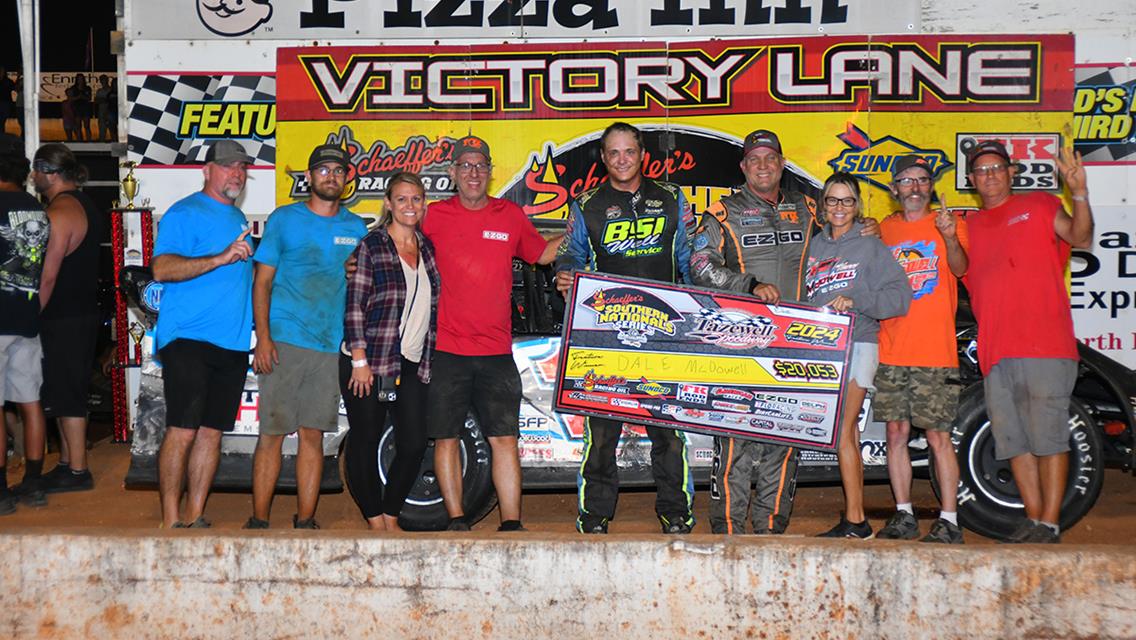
[197,0,273,37]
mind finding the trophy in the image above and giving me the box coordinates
[120,161,139,209]
[128,321,145,365]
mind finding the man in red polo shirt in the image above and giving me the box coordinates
[423,135,562,531]
[964,140,1094,543]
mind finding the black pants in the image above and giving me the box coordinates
[340,356,429,519]
[577,416,694,526]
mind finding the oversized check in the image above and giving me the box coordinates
[554,273,854,453]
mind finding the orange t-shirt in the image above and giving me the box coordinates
[877,211,969,368]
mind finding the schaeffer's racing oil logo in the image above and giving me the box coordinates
[583,286,683,348]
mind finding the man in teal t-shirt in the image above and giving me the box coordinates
[244,144,367,530]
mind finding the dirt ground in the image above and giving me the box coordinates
[3,428,1135,545]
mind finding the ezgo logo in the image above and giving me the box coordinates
[827,124,951,191]
[956,133,1059,191]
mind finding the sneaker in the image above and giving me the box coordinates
[920,518,964,544]
[817,517,873,539]
[577,517,609,534]
[171,516,211,529]
[659,514,694,535]
[43,464,72,483]
[243,516,270,530]
[446,517,470,531]
[12,477,47,507]
[876,511,920,540]
[497,520,527,532]
[1019,523,1061,544]
[0,488,17,515]
[42,468,94,494]
[292,515,320,530]
[1000,519,1041,544]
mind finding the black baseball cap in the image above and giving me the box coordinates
[204,140,252,165]
[891,154,934,179]
[743,129,782,156]
[308,144,350,170]
[452,135,491,162]
[966,139,1013,172]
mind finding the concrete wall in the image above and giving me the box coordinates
[2,531,1133,639]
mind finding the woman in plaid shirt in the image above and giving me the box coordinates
[341,172,441,531]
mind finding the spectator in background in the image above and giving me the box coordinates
[0,68,14,136]
[67,75,92,142]
[95,75,117,142]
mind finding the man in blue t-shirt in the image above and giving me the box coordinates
[152,139,255,529]
[244,144,366,530]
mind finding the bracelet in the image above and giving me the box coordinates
[1071,193,1088,202]
[351,359,368,369]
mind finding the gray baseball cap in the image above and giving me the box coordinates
[204,140,253,165]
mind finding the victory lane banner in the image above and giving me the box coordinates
[554,273,854,452]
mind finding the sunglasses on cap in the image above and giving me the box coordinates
[33,160,61,174]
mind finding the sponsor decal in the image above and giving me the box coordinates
[333,236,358,246]
[677,383,709,404]
[1073,69,1136,163]
[806,427,828,438]
[754,393,799,406]
[891,241,940,299]
[739,216,766,227]
[686,308,777,349]
[741,229,806,248]
[583,286,683,348]
[178,102,276,140]
[749,418,775,430]
[662,403,682,416]
[605,205,623,219]
[483,230,510,241]
[610,397,640,409]
[799,412,825,424]
[752,407,794,420]
[956,133,1059,191]
[140,281,164,314]
[711,400,750,413]
[288,127,457,203]
[828,123,951,191]
[576,369,629,394]
[805,257,859,299]
[776,422,805,433]
[711,387,753,401]
[771,360,840,382]
[801,400,828,412]
[784,321,844,348]
[600,215,667,258]
[568,391,608,403]
[636,377,671,396]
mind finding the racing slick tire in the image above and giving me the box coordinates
[377,411,497,531]
[931,384,1105,540]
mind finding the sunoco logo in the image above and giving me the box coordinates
[584,286,682,348]
[828,123,951,191]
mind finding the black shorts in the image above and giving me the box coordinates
[41,313,100,418]
[425,351,521,439]
[160,338,248,431]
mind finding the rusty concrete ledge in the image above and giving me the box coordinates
[0,530,1133,639]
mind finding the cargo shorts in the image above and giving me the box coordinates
[873,364,959,432]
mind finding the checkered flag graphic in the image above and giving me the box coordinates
[127,74,276,165]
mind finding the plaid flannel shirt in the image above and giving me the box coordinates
[344,226,440,382]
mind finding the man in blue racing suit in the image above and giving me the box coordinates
[554,122,697,534]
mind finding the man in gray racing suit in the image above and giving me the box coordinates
[690,129,817,534]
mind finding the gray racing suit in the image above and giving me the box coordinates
[691,187,817,534]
